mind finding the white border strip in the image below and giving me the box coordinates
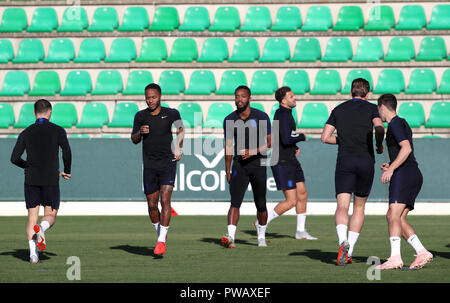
[1,202,450,216]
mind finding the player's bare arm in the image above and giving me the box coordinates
[321,124,338,144]
[381,140,412,184]
[373,117,385,154]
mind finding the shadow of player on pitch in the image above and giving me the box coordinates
[110,245,162,259]
[201,237,257,247]
[0,249,57,262]
[289,249,366,265]
[242,229,292,239]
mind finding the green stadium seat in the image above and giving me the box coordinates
[342,69,373,94]
[136,38,167,62]
[167,38,198,62]
[259,38,290,62]
[250,70,278,95]
[333,6,364,31]
[74,39,106,63]
[310,70,341,95]
[437,69,450,94]
[159,70,185,95]
[209,7,240,32]
[77,103,109,128]
[395,5,426,30]
[184,70,216,95]
[197,38,228,62]
[240,6,272,31]
[271,6,302,31]
[6,135,19,139]
[60,70,92,96]
[27,8,57,32]
[123,70,153,95]
[91,70,123,95]
[0,8,27,32]
[88,7,118,32]
[149,7,179,31]
[0,39,14,63]
[302,6,332,31]
[322,37,353,62]
[282,70,310,95]
[415,37,447,61]
[105,38,137,63]
[298,103,328,128]
[352,37,384,62]
[43,39,75,63]
[228,38,259,62]
[425,102,450,128]
[397,102,425,128]
[101,135,121,138]
[427,4,450,30]
[118,7,149,31]
[50,103,78,128]
[216,70,247,95]
[290,38,321,62]
[12,39,44,63]
[373,69,405,94]
[29,71,61,96]
[178,102,203,128]
[270,103,298,124]
[70,134,91,139]
[405,69,436,94]
[179,7,210,31]
[364,5,395,31]
[14,103,34,128]
[384,37,415,62]
[250,102,265,113]
[0,71,30,96]
[57,6,88,32]
[204,103,233,128]
[422,135,441,138]
[108,102,139,127]
[0,103,14,128]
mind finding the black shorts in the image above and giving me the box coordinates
[389,165,423,211]
[335,156,375,197]
[24,184,60,210]
[143,162,177,195]
[229,161,267,212]
[271,160,305,191]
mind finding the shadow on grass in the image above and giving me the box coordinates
[201,237,257,247]
[0,249,57,262]
[289,249,367,265]
[430,250,450,260]
[241,229,292,239]
[110,245,163,259]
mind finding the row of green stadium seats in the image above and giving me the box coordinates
[1,101,449,130]
[1,36,448,64]
[1,69,449,96]
[0,5,449,33]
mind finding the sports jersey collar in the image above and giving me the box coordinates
[352,98,367,102]
[388,115,399,125]
[279,105,292,112]
[35,118,49,124]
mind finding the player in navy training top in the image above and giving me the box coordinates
[131,83,184,256]
[267,86,317,240]
[222,86,272,248]
[321,78,385,266]
[375,93,433,270]
[10,99,72,264]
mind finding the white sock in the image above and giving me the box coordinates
[267,209,279,225]
[407,234,425,254]
[28,240,38,257]
[347,231,360,257]
[296,213,306,232]
[257,224,267,240]
[336,224,348,245]
[227,225,237,240]
[157,225,169,243]
[40,221,50,232]
[152,222,160,236]
[390,236,401,257]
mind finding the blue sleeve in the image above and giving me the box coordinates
[171,109,184,129]
[371,104,381,119]
[10,132,27,168]
[278,111,305,145]
[390,119,408,143]
[131,112,141,135]
[326,109,336,127]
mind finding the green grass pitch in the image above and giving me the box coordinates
[0,215,449,283]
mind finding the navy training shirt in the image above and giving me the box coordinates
[386,116,418,168]
[273,105,305,163]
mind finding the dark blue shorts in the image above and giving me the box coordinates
[24,184,60,210]
[335,156,375,197]
[271,160,305,191]
[143,162,177,195]
[389,165,423,211]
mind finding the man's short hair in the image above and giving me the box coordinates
[34,99,52,114]
[144,83,161,94]
[234,85,251,96]
[351,78,370,98]
[377,93,397,111]
[275,86,292,103]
